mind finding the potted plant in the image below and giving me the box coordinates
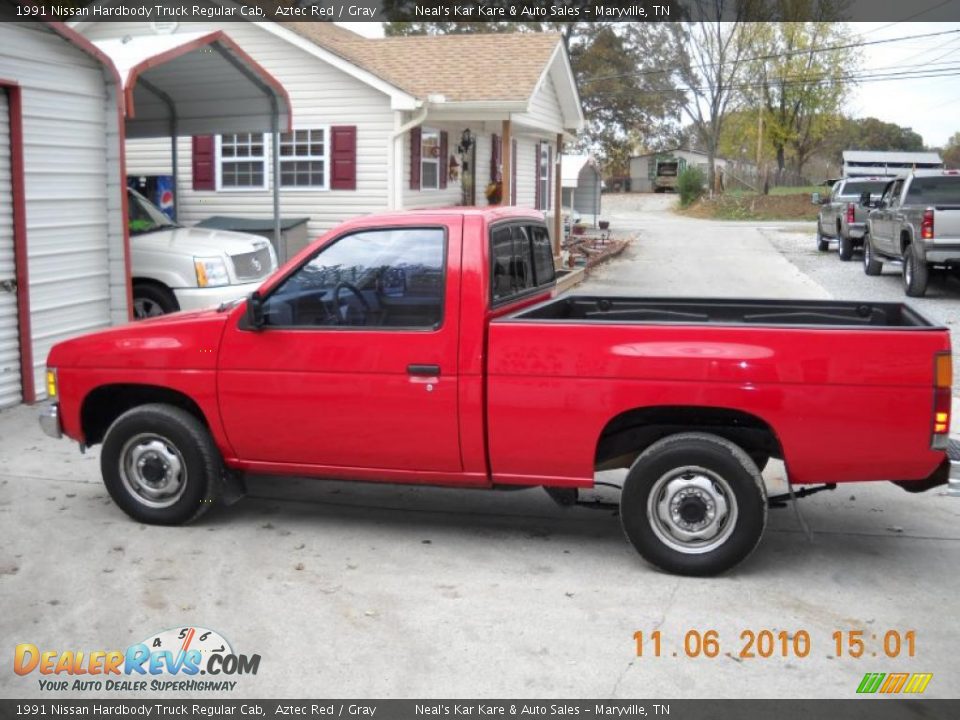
[572,222,586,236]
[598,220,610,230]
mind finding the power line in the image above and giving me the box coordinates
[580,27,960,86]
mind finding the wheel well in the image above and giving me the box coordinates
[901,231,912,255]
[594,406,783,470]
[81,384,208,446]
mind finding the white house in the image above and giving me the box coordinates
[0,21,127,408]
[74,17,584,255]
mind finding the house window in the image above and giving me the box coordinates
[280,128,328,188]
[421,128,440,190]
[217,133,267,189]
[538,143,551,210]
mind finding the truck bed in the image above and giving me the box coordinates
[511,296,938,329]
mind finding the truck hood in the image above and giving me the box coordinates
[47,308,232,370]
[132,226,271,256]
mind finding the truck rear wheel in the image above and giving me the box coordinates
[100,404,222,525]
[903,243,929,297]
[838,234,854,261]
[620,433,767,576]
[863,235,882,276]
[816,227,828,252]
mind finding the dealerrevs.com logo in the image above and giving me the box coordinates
[14,626,260,692]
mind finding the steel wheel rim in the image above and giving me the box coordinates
[134,298,164,319]
[118,433,187,509]
[646,465,738,555]
[864,240,870,269]
[905,254,913,286]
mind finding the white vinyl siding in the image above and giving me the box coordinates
[514,73,564,134]
[80,21,395,240]
[0,89,20,408]
[0,23,126,400]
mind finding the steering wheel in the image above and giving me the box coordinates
[332,281,370,326]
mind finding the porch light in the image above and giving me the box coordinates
[458,128,474,155]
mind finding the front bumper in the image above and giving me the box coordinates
[173,282,263,313]
[39,403,62,439]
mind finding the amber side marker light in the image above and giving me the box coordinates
[45,369,57,400]
[933,352,952,447]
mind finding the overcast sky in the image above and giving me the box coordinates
[339,21,960,149]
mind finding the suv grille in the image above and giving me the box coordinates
[231,246,274,282]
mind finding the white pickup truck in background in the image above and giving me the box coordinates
[863,170,960,297]
[127,188,278,318]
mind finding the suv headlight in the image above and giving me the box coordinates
[194,257,230,287]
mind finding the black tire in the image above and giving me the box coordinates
[133,283,179,319]
[620,433,767,576]
[100,404,222,525]
[838,233,854,261]
[816,226,829,252]
[863,235,882,276]
[903,243,929,297]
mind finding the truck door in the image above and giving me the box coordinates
[873,180,900,253]
[217,219,463,473]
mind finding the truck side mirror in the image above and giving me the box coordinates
[811,192,821,205]
[247,291,265,330]
[859,191,871,206]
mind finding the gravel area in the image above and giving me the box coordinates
[766,226,960,391]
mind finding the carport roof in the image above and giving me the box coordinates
[93,31,292,139]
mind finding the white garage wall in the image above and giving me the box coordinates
[0,23,125,400]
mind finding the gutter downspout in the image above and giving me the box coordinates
[390,104,428,211]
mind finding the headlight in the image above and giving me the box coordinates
[194,257,230,287]
[46,368,58,400]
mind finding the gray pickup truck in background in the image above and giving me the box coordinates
[862,170,960,297]
[813,177,890,260]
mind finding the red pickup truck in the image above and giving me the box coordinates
[39,207,958,576]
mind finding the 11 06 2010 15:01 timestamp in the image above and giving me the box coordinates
[634,629,917,659]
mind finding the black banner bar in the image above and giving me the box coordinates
[4,0,960,23]
[2,700,960,720]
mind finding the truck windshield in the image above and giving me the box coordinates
[906,176,960,205]
[839,181,888,198]
[127,189,177,235]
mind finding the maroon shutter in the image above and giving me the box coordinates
[439,131,448,190]
[511,139,517,205]
[546,145,553,211]
[490,133,501,183]
[410,127,422,190]
[330,126,357,190]
[192,135,215,191]
[534,141,542,209]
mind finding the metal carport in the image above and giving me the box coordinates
[92,31,292,255]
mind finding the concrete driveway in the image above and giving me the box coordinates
[2,195,958,701]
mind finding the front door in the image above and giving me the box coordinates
[0,88,22,409]
[218,220,463,473]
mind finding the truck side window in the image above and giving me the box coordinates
[491,223,555,305]
[261,228,446,329]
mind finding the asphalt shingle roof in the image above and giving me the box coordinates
[281,23,562,103]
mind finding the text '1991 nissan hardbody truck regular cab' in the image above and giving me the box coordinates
[39,208,960,576]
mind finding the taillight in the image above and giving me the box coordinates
[921,209,934,240]
[846,202,855,224]
[932,352,952,449]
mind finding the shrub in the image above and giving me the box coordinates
[677,167,706,207]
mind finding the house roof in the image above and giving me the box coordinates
[281,23,563,104]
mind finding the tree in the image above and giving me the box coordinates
[667,8,759,192]
[382,20,682,175]
[943,132,960,169]
[752,20,856,175]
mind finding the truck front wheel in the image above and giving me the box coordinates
[620,433,767,576]
[100,404,222,525]
[133,282,179,319]
[903,243,929,297]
